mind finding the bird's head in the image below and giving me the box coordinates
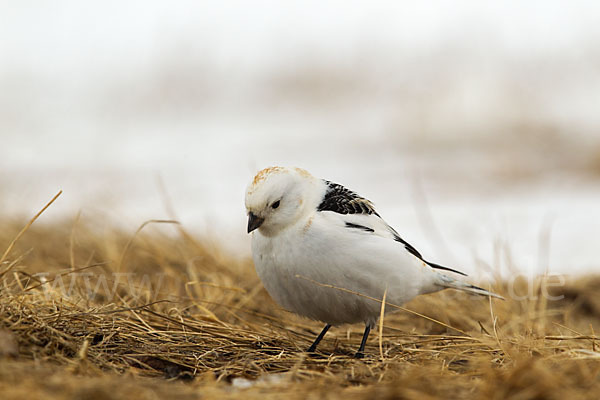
[245,166,320,236]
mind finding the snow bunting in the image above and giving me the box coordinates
[245,166,502,358]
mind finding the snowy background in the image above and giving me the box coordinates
[2,1,600,278]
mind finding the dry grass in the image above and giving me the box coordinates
[1,201,599,399]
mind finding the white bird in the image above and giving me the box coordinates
[245,166,502,358]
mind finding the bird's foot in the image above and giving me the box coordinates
[353,351,365,359]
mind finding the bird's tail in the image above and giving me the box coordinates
[434,273,505,300]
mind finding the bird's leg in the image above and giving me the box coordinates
[307,324,331,352]
[354,324,371,359]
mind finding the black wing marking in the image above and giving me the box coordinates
[345,222,375,233]
[388,226,467,276]
[317,181,380,217]
[319,179,466,276]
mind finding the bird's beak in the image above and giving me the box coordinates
[247,212,264,233]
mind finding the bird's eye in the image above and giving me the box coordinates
[272,200,280,209]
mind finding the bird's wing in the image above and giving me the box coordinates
[323,213,503,299]
[316,180,467,276]
[317,180,380,216]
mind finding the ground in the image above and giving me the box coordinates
[1,215,599,400]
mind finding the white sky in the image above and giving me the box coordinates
[1,1,599,72]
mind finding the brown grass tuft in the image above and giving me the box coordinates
[1,210,599,399]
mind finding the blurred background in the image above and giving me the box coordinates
[1,1,599,278]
